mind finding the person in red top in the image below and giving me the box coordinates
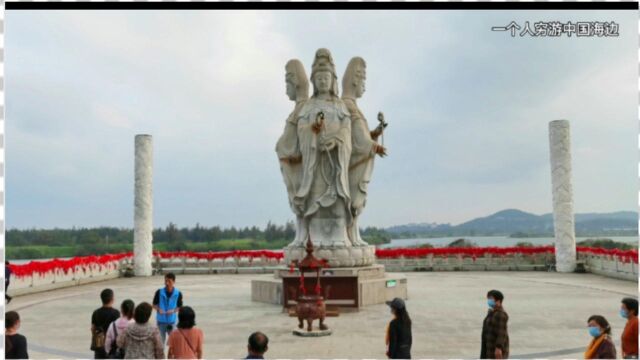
[621,297,639,359]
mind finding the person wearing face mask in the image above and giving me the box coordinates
[5,311,28,359]
[620,298,639,359]
[584,315,616,359]
[480,290,509,359]
[385,297,412,359]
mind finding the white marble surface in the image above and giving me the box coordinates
[549,120,577,273]
[134,135,153,276]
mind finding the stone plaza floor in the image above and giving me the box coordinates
[7,271,637,359]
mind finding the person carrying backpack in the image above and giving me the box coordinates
[91,289,120,359]
[106,299,135,359]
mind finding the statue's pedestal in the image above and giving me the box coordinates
[284,244,376,268]
[251,264,408,309]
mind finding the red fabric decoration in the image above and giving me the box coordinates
[8,246,636,279]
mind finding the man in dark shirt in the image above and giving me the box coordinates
[91,288,120,359]
[481,289,509,359]
[152,273,183,345]
[245,331,269,359]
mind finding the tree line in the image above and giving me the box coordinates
[6,222,392,259]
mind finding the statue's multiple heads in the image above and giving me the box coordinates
[285,59,309,102]
[342,57,367,100]
[285,49,367,101]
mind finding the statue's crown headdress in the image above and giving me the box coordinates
[310,48,338,95]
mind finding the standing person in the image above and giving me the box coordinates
[167,306,203,359]
[584,315,616,359]
[5,311,28,359]
[6,260,13,304]
[385,297,412,359]
[481,290,509,359]
[245,332,268,360]
[153,273,183,345]
[117,302,164,359]
[105,299,135,359]
[91,289,120,359]
[620,298,639,359]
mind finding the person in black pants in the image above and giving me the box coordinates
[385,298,412,359]
[6,260,13,304]
[5,311,28,359]
[91,289,120,359]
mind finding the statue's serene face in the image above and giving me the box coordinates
[355,68,367,98]
[285,71,296,101]
[314,71,332,94]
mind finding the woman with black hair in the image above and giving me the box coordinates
[105,299,135,359]
[167,306,203,359]
[584,315,616,359]
[385,298,412,359]
[5,311,28,359]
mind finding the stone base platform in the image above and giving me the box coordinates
[251,264,408,308]
[284,244,376,268]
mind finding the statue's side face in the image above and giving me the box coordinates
[285,71,297,101]
[314,71,332,95]
[355,68,367,98]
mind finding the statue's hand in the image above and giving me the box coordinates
[312,121,324,134]
[288,155,302,165]
[374,144,387,157]
[322,138,337,152]
[312,111,325,134]
[370,127,382,141]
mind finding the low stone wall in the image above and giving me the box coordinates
[377,253,553,272]
[7,253,636,298]
[8,259,131,297]
[579,253,638,281]
[155,256,286,274]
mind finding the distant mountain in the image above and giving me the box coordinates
[386,209,637,237]
[455,209,552,235]
[386,222,451,234]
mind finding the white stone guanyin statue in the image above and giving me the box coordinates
[281,49,377,267]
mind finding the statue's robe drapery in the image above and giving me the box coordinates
[344,98,377,246]
[294,97,353,246]
[276,100,306,216]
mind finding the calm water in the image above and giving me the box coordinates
[380,236,639,249]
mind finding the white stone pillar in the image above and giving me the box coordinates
[548,120,577,273]
[134,135,153,276]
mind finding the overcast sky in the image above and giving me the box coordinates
[6,10,637,229]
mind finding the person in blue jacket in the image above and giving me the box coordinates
[152,273,183,345]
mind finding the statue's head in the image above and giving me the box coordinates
[310,48,339,97]
[285,59,309,102]
[341,57,366,100]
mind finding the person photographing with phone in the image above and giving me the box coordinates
[153,273,183,346]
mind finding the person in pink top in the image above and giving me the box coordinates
[105,299,135,358]
[168,306,203,359]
